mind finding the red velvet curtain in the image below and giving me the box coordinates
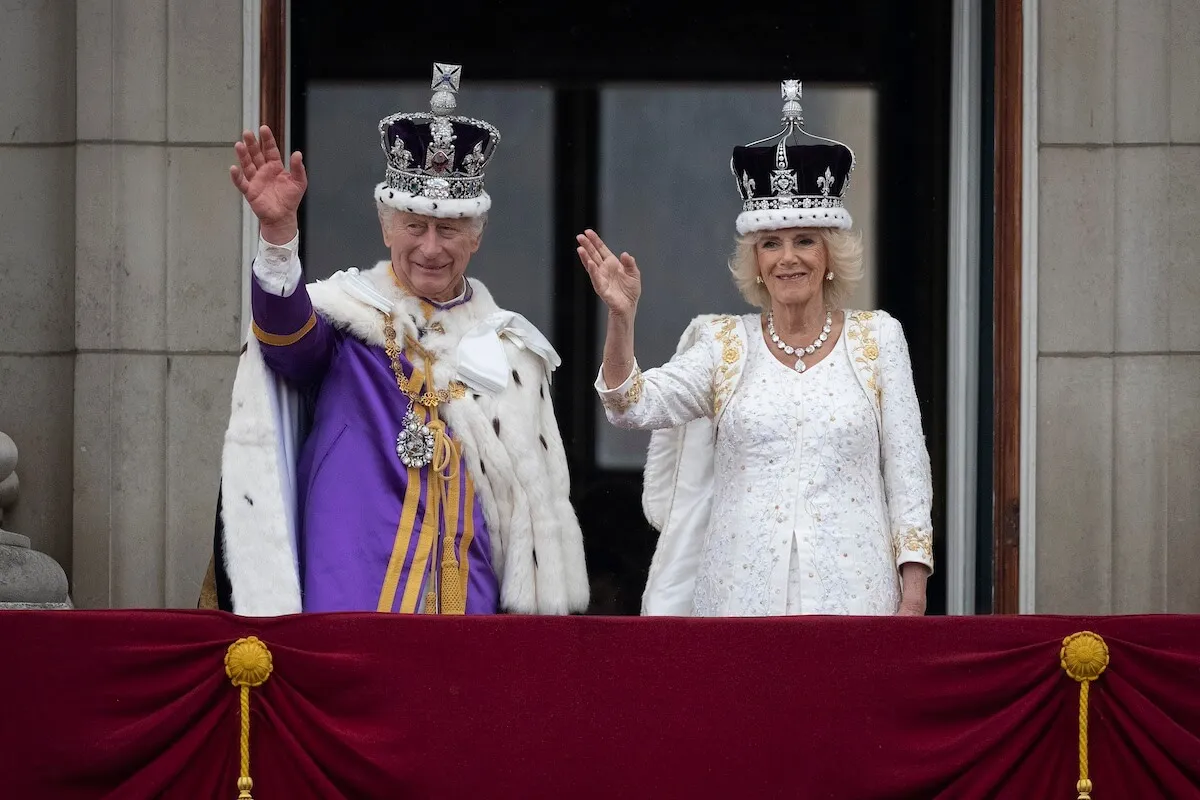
[4,611,1200,799]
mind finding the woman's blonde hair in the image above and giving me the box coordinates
[728,227,864,310]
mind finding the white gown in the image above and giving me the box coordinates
[596,310,934,617]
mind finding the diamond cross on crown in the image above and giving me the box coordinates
[431,63,461,92]
[781,80,803,124]
[429,63,462,115]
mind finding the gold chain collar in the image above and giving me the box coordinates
[382,314,466,409]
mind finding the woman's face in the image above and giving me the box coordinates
[755,228,828,307]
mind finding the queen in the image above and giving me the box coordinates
[578,81,934,617]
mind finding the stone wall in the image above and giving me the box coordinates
[0,1,245,608]
[0,1,77,575]
[71,0,245,607]
[1035,0,1200,612]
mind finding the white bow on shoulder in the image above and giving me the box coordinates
[456,311,561,395]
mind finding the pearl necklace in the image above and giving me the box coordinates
[767,310,833,373]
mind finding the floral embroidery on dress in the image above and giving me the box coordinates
[600,368,645,413]
[600,308,935,616]
[894,528,934,560]
[691,313,901,617]
[847,311,883,406]
[710,316,744,417]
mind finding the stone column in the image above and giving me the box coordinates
[1035,0,1200,613]
[0,1,77,578]
[0,432,72,609]
[72,1,245,608]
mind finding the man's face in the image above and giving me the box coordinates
[382,211,481,302]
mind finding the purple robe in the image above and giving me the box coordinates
[251,277,500,614]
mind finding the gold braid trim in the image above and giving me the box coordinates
[225,637,274,799]
[252,311,317,347]
[380,312,467,613]
[1061,631,1110,799]
[423,403,463,614]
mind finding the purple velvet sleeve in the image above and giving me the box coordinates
[251,275,335,384]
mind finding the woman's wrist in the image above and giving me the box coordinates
[899,563,930,598]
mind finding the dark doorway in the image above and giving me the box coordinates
[289,0,955,615]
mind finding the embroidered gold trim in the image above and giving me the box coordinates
[601,368,645,414]
[894,528,934,561]
[252,311,317,347]
[401,479,441,614]
[847,311,882,406]
[458,476,476,606]
[378,463,424,612]
[711,316,744,416]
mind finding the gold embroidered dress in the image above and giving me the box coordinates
[596,310,934,616]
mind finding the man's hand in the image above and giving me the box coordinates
[229,125,307,244]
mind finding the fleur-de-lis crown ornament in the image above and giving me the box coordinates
[729,80,857,235]
[375,62,501,219]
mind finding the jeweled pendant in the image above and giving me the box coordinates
[396,406,435,468]
[794,359,807,373]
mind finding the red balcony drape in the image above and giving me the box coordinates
[3,611,1200,799]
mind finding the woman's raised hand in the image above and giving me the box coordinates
[576,229,641,319]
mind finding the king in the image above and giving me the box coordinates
[202,63,589,617]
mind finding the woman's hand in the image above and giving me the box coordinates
[896,596,927,616]
[230,125,307,243]
[896,563,929,616]
[576,229,641,319]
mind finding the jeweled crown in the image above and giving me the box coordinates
[730,81,857,234]
[374,63,499,218]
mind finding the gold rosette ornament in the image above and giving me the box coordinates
[1060,631,1110,799]
[225,636,274,799]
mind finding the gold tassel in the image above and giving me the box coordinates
[225,637,274,799]
[422,353,465,616]
[1060,631,1109,799]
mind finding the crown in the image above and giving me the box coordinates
[730,80,857,235]
[374,63,500,219]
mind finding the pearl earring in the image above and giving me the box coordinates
[826,272,835,281]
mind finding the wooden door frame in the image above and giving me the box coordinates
[992,0,1024,614]
[259,0,288,151]
[256,1,1029,615]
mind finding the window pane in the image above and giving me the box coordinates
[304,82,555,335]
[594,84,879,469]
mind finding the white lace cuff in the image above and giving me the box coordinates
[253,232,302,297]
